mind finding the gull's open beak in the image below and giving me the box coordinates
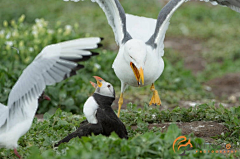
[43,95,51,101]
[90,81,97,88]
[130,62,144,86]
[93,76,105,87]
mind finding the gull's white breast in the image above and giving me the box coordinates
[113,45,164,87]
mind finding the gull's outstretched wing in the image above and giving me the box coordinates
[126,14,157,42]
[146,0,185,57]
[0,104,8,128]
[0,37,101,133]
[91,0,132,45]
[201,0,240,12]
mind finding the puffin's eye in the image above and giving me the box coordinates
[107,84,111,88]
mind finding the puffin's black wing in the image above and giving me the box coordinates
[54,123,103,147]
[96,108,128,139]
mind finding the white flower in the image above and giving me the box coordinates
[35,18,40,23]
[0,30,4,35]
[94,63,101,69]
[47,29,54,34]
[5,41,13,46]
[152,114,156,119]
[6,33,11,39]
[65,25,72,31]
[12,30,19,37]
[32,30,38,35]
[29,47,34,52]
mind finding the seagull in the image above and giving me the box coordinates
[54,76,128,147]
[89,0,240,117]
[0,37,102,158]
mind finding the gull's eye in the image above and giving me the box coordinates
[107,84,111,88]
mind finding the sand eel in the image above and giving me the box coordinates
[88,0,240,117]
[54,76,128,147]
[0,37,102,158]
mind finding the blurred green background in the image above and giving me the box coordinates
[1,0,240,158]
[0,0,239,114]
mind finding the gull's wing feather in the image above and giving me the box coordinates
[1,37,101,133]
[91,0,131,45]
[0,104,7,128]
[126,14,157,42]
[146,0,185,57]
[201,0,240,12]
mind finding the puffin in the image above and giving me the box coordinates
[0,37,102,158]
[87,0,240,117]
[54,76,128,147]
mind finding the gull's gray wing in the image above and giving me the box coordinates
[202,0,240,12]
[146,0,185,57]
[0,37,101,133]
[91,0,132,45]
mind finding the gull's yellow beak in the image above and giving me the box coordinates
[130,62,144,86]
[93,76,104,87]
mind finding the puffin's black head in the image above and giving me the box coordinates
[90,76,115,98]
[38,91,51,102]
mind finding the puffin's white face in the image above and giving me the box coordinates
[90,76,115,98]
[124,39,146,85]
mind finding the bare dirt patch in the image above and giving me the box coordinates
[132,121,228,142]
[206,73,240,101]
[165,37,207,74]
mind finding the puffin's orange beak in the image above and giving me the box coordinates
[130,62,144,86]
[93,76,105,87]
[90,81,97,88]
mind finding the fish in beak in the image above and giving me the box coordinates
[130,62,144,86]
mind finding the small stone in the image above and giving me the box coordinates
[228,95,237,103]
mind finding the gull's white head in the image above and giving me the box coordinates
[124,39,146,85]
[90,76,115,98]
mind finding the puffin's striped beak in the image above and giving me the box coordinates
[90,81,97,88]
[130,62,144,86]
[93,76,105,87]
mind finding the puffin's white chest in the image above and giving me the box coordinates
[83,96,99,124]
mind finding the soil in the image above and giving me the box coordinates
[205,73,240,99]
[164,37,207,74]
[165,37,240,104]
[131,121,228,143]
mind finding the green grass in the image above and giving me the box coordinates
[1,104,240,158]
[0,0,240,158]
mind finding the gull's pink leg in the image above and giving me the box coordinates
[14,148,21,159]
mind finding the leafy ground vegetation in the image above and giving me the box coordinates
[0,0,240,158]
